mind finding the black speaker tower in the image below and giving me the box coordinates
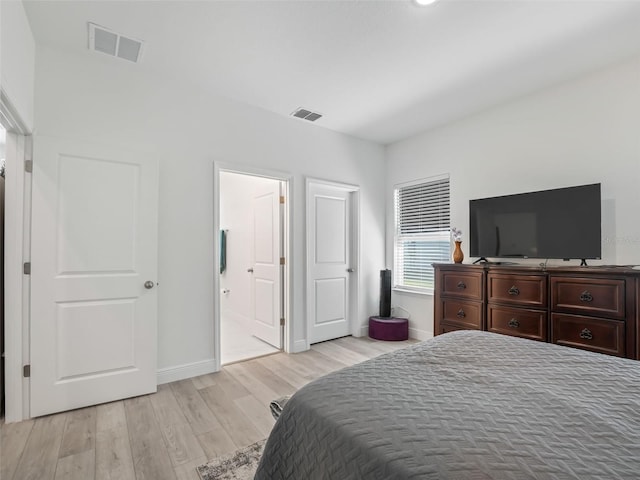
[379,269,392,318]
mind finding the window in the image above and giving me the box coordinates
[393,175,450,293]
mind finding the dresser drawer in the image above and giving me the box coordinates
[440,300,483,329]
[551,277,626,319]
[487,273,547,307]
[441,270,483,300]
[487,305,547,341]
[551,313,625,357]
[438,322,471,335]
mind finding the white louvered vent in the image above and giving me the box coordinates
[89,23,144,63]
[291,108,323,122]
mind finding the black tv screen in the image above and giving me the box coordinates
[469,184,601,260]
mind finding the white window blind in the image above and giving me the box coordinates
[393,176,450,293]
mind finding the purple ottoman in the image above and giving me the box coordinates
[368,316,409,341]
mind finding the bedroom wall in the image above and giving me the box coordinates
[386,54,640,339]
[0,0,35,130]
[33,45,386,374]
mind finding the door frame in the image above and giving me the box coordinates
[1,89,32,422]
[213,162,292,370]
[305,177,360,348]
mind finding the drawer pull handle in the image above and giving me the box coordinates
[508,318,520,328]
[579,328,593,340]
[580,291,593,303]
[456,309,466,318]
[457,281,466,289]
[508,286,520,296]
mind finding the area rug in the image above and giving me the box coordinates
[197,439,266,480]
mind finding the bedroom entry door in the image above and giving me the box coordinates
[30,136,159,417]
[250,180,283,349]
[307,180,358,344]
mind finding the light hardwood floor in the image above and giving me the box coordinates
[1,336,417,480]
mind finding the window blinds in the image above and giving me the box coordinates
[393,176,450,293]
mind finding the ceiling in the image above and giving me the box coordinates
[22,0,640,145]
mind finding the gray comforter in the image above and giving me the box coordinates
[254,331,640,479]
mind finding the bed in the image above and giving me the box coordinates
[254,330,640,479]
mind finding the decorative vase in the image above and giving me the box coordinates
[453,241,464,264]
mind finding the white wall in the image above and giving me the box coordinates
[33,46,386,373]
[386,54,640,339]
[0,0,35,130]
[219,172,279,327]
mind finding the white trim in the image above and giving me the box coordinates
[409,327,432,342]
[305,177,359,192]
[3,133,29,422]
[360,324,369,337]
[292,339,309,353]
[157,359,217,385]
[305,177,360,345]
[393,172,449,190]
[213,161,294,372]
[349,189,361,338]
[392,287,433,296]
[2,89,32,422]
[0,90,29,134]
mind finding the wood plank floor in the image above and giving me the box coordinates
[0,336,417,480]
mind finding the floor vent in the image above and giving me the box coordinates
[291,108,323,122]
[88,23,144,63]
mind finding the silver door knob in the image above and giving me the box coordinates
[247,268,254,273]
[144,281,155,289]
[347,268,355,273]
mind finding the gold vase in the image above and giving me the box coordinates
[453,241,464,264]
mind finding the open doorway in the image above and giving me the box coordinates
[218,171,286,364]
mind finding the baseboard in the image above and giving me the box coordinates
[360,325,369,337]
[409,327,433,342]
[157,358,218,385]
[291,339,309,353]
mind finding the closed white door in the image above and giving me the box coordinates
[250,181,282,349]
[30,136,159,417]
[307,182,352,344]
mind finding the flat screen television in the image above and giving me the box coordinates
[469,183,601,261]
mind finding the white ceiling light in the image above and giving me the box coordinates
[414,0,440,5]
[88,23,144,63]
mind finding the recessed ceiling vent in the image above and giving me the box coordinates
[88,23,144,63]
[291,108,323,122]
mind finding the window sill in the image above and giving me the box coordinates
[393,287,433,297]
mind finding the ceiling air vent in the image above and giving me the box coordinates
[88,23,144,63]
[291,108,323,122]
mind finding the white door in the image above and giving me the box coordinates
[30,136,159,417]
[250,181,282,349]
[307,182,353,344]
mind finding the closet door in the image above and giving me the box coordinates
[30,136,159,416]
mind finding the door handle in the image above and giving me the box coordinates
[144,281,155,289]
[579,328,593,340]
[580,291,593,302]
[247,268,254,273]
[347,268,355,273]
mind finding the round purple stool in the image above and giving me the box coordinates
[368,316,409,341]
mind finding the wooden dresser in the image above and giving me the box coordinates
[434,263,640,359]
